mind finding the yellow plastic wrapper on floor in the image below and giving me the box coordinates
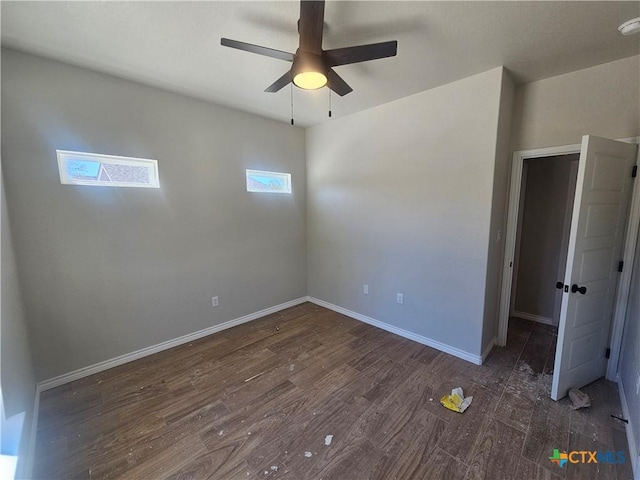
[440,387,473,413]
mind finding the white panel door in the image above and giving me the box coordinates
[551,135,637,401]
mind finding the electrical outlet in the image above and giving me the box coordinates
[212,296,219,307]
[396,293,403,304]
[363,284,369,295]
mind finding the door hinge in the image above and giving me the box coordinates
[633,165,637,178]
[605,348,611,359]
[618,261,624,272]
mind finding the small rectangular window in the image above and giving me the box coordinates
[57,150,160,188]
[246,169,291,194]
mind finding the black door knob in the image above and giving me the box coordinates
[556,281,564,289]
[571,284,587,294]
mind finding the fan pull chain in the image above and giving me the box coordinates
[290,84,295,126]
[328,89,332,118]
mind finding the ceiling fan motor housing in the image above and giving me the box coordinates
[292,51,328,89]
[220,0,397,95]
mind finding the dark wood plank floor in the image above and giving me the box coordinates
[34,304,633,480]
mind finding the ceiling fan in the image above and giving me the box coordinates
[221,0,398,96]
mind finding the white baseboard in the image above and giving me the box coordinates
[618,375,640,480]
[511,310,555,326]
[37,297,308,392]
[481,337,496,363]
[308,297,484,365]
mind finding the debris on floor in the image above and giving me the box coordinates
[270,466,279,472]
[324,434,333,446]
[568,388,591,410]
[440,387,473,413]
[244,371,265,383]
[517,362,535,375]
[539,373,553,394]
[304,451,313,458]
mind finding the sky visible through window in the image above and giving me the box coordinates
[66,160,100,180]
[57,150,159,188]
[246,170,291,193]
[249,173,283,189]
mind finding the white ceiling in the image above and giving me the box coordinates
[2,1,639,127]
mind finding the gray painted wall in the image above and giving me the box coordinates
[306,67,506,358]
[511,55,640,151]
[1,169,36,479]
[481,69,515,351]
[514,155,577,321]
[1,48,307,381]
[620,224,640,465]
[3,44,638,444]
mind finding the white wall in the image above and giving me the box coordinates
[1,168,36,479]
[1,48,307,381]
[511,55,640,151]
[307,67,507,358]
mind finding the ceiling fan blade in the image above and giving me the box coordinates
[221,38,294,62]
[265,71,293,93]
[298,1,325,54]
[324,40,397,67]
[327,69,353,96]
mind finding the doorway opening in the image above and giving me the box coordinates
[505,153,579,399]
[497,136,640,400]
[511,154,579,327]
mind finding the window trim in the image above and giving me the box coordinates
[56,150,160,188]
[245,169,292,194]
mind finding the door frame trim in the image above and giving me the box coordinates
[498,143,581,347]
[497,138,640,382]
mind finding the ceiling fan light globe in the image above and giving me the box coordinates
[293,71,327,90]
